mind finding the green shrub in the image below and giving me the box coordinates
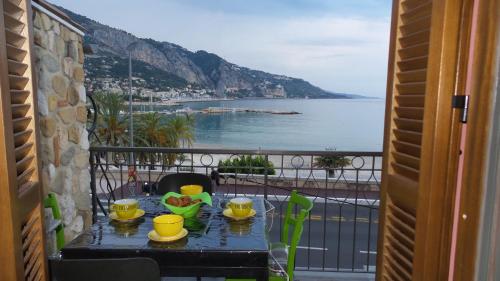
[218,155,276,175]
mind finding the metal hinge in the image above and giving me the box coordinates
[452,95,470,123]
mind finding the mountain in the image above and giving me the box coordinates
[61,7,355,99]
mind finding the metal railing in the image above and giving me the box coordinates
[89,146,382,273]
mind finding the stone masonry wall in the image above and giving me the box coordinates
[32,9,91,241]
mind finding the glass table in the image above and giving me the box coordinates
[61,196,269,280]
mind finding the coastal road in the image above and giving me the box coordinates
[266,199,379,272]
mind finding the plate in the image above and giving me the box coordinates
[109,209,145,222]
[148,228,188,242]
[223,208,256,221]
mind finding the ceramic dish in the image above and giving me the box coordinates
[223,208,256,221]
[148,228,188,242]
[109,209,145,222]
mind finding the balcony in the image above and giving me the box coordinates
[88,146,381,280]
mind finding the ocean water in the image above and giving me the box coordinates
[182,99,385,152]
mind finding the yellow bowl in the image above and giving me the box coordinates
[228,197,253,217]
[111,199,138,219]
[153,214,184,237]
[180,185,203,196]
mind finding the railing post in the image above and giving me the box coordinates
[89,150,97,224]
[264,154,269,200]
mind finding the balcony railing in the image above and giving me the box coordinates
[89,146,382,273]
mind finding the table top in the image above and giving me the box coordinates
[61,196,270,276]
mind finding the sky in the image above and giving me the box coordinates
[49,0,392,98]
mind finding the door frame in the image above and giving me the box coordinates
[451,0,500,280]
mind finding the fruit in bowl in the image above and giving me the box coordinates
[166,195,202,207]
[161,192,212,218]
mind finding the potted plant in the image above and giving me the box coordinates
[314,149,351,177]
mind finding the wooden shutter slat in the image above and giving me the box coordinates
[5,29,25,47]
[393,140,421,157]
[395,107,424,120]
[24,257,41,281]
[384,253,412,280]
[12,116,31,132]
[398,43,429,60]
[4,0,23,6]
[389,202,417,225]
[3,12,25,33]
[400,1,432,23]
[397,55,428,71]
[387,210,416,239]
[16,155,34,176]
[392,162,419,181]
[17,167,35,187]
[14,142,32,161]
[22,235,39,259]
[3,0,23,18]
[385,238,413,270]
[11,89,30,104]
[396,82,425,95]
[14,129,32,147]
[393,129,422,145]
[394,117,423,132]
[8,59,28,75]
[392,151,420,170]
[385,266,405,281]
[399,29,431,47]
[400,16,431,35]
[11,103,30,118]
[395,94,425,107]
[8,74,29,90]
[397,68,427,83]
[387,223,415,251]
[27,262,42,281]
[6,43,27,61]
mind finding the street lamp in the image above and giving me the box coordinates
[127,42,138,164]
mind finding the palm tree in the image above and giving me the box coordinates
[136,112,165,147]
[135,112,195,167]
[314,148,352,177]
[167,114,195,148]
[93,91,129,147]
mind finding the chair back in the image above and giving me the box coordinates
[281,190,313,281]
[50,258,160,281]
[156,173,213,195]
[44,193,65,250]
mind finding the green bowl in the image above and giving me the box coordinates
[160,192,212,218]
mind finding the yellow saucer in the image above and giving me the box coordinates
[223,208,256,221]
[148,228,188,242]
[109,209,145,222]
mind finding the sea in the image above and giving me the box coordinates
[179,99,385,152]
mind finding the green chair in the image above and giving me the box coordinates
[44,193,65,250]
[227,190,313,281]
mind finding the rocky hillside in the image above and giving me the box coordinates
[60,7,353,99]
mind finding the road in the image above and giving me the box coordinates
[265,198,379,272]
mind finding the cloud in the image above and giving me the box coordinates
[50,0,391,97]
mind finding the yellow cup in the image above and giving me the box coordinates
[180,185,203,196]
[153,214,184,237]
[111,199,138,219]
[228,197,253,217]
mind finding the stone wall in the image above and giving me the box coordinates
[32,9,91,241]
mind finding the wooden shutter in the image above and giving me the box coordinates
[377,0,471,280]
[0,0,47,281]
